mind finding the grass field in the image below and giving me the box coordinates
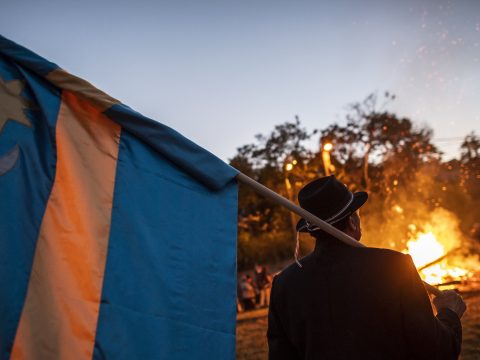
[236,292,480,359]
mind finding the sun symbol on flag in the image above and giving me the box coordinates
[0,76,33,175]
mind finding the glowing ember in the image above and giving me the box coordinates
[392,205,404,214]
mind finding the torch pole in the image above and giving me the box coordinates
[235,172,441,296]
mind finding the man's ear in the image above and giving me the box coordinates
[349,216,357,230]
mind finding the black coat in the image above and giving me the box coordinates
[267,236,462,360]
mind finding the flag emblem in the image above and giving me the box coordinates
[0,76,32,175]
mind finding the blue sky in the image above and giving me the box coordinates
[1,0,479,160]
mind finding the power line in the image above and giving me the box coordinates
[433,137,465,143]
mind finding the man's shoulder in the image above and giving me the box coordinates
[355,246,408,259]
[272,252,316,286]
[352,246,413,269]
[274,247,410,284]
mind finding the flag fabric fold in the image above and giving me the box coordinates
[0,35,238,360]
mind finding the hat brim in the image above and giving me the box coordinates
[296,191,368,232]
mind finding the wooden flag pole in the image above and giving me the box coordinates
[236,172,441,296]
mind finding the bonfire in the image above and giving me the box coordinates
[402,208,480,289]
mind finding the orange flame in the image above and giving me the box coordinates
[405,231,468,285]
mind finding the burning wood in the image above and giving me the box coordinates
[404,228,470,285]
[434,280,462,287]
[417,247,461,271]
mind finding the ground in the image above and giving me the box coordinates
[236,292,480,359]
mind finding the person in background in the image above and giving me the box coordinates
[239,274,257,311]
[254,264,272,308]
[237,280,244,313]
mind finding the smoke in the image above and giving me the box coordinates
[360,167,480,282]
[418,207,463,252]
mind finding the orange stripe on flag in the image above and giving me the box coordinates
[12,91,120,359]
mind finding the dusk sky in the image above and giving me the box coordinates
[2,0,479,161]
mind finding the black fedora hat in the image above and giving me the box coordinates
[296,175,368,232]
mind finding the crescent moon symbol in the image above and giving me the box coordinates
[0,144,20,176]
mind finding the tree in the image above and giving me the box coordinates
[457,132,480,232]
[232,93,477,267]
[320,92,440,195]
[459,132,480,199]
[229,117,318,269]
[460,132,480,162]
[317,93,443,249]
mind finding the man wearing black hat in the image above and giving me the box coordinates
[267,175,465,360]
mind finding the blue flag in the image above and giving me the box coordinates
[0,35,238,359]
